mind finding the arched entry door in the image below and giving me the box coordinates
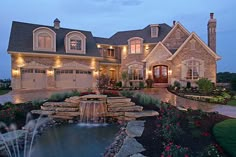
[153,65,168,83]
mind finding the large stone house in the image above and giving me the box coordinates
[8,13,220,90]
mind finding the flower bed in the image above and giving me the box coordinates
[121,93,231,156]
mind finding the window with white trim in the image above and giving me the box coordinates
[185,60,200,80]
[128,64,143,80]
[65,31,86,54]
[130,39,141,54]
[70,39,82,50]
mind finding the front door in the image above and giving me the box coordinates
[153,65,168,83]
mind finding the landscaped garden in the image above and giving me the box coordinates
[168,77,236,106]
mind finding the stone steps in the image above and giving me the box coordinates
[107,98,131,103]
[108,106,143,112]
[108,102,135,108]
[56,112,80,117]
[43,102,79,107]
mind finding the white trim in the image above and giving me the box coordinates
[55,61,91,70]
[143,42,172,62]
[162,22,190,43]
[65,31,86,54]
[167,32,221,61]
[20,61,49,69]
[125,60,143,67]
[128,37,144,54]
[33,27,56,52]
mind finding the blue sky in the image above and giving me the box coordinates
[1,0,236,79]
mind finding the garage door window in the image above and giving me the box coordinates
[56,70,73,74]
[22,69,33,74]
[35,69,46,73]
[76,70,92,74]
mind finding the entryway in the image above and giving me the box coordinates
[153,65,168,83]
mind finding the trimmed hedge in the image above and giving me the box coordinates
[213,119,236,157]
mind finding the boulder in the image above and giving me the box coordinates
[43,102,78,107]
[116,116,136,121]
[41,106,56,111]
[108,106,143,112]
[50,115,73,120]
[108,102,135,108]
[105,112,125,117]
[56,112,80,117]
[31,110,55,115]
[125,111,159,118]
[55,108,79,112]
[115,137,145,157]
[126,120,145,137]
[130,153,146,157]
[107,98,131,103]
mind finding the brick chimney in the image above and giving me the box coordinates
[54,18,60,29]
[208,13,216,52]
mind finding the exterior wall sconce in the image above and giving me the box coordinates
[47,68,54,76]
[145,45,149,50]
[93,70,99,77]
[12,69,19,77]
[168,69,172,75]
[109,46,113,49]
[97,44,101,48]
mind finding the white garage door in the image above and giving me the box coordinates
[21,69,47,89]
[55,69,92,89]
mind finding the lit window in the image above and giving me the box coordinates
[130,39,141,54]
[186,60,200,80]
[38,33,51,49]
[70,39,81,50]
[107,49,115,57]
[128,64,143,80]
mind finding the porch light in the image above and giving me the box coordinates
[145,45,149,50]
[109,46,113,49]
[148,70,152,74]
[12,69,19,77]
[97,44,101,48]
[47,69,54,76]
[168,70,172,75]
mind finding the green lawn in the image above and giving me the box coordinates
[227,100,236,106]
[0,89,10,95]
[213,119,236,157]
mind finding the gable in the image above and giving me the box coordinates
[167,33,221,61]
[162,22,190,52]
[143,42,172,63]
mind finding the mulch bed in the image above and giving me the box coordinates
[131,97,232,157]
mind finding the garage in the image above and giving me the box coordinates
[55,69,92,89]
[21,68,47,89]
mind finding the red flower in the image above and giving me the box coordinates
[167,155,171,157]
[177,145,181,149]
[194,120,201,127]
[201,132,210,136]
[165,146,171,151]
[185,155,189,157]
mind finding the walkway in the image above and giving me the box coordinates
[140,88,236,118]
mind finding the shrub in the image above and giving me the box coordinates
[161,143,191,157]
[233,95,236,100]
[120,90,134,97]
[97,74,110,90]
[146,78,153,88]
[200,144,224,157]
[48,92,71,102]
[71,89,80,97]
[186,81,191,89]
[139,81,145,89]
[32,99,45,107]
[115,81,122,88]
[221,92,231,99]
[231,77,236,91]
[196,78,213,94]
[173,81,181,89]
[101,90,120,97]
[3,101,15,109]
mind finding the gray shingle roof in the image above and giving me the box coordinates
[94,24,172,45]
[8,21,101,57]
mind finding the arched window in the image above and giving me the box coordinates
[65,31,86,54]
[128,37,143,54]
[33,27,56,52]
[128,64,143,80]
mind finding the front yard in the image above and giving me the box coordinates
[0,89,10,96]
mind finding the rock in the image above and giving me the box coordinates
[55,108,79,112]
[130,153,146,157]
[41,106,56,111]
[108,102,135,108]
[43,102,79,107]
[68,120,74,123]
[115,137,145,157]
[105,112,125,117]
[31,110,55,115]
[107,98,131,103]
[177,106,188,111]
[116,116,136,121]
[108,106,143,112]
[125,110,159,118]
[50,115,73,120]
[56,112,80,117]
[126,120,145,137]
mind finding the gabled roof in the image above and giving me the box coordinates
[162,22,190,43]
[8,21,101,57]
[108,24,172,45]
[143,42,172,62]
[167,32,221,61]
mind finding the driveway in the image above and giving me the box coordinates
[140,88,236,118]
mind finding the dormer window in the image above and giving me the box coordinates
[128,37,143,54]
[65,31,86,54]
[150,24,159,38]
[33,27,56,52]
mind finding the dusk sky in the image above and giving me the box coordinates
[1,0,236,79]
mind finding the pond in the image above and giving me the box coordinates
[30,124,119,157]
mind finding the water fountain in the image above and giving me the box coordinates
[78,95,107,127]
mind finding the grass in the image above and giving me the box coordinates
[213,119,236,157]
[0,89,10,95]
[227,100,236,106]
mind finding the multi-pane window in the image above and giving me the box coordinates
[107,49,115,57]
[130,39,141,54]
[186,60,200,80]
[21,69,33,74]
[35,69,46,73]
[38,33,51,49]
[70,39,82,50]
[56,70,73,74]
[76,70,92,74]
[128,64,143,80]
